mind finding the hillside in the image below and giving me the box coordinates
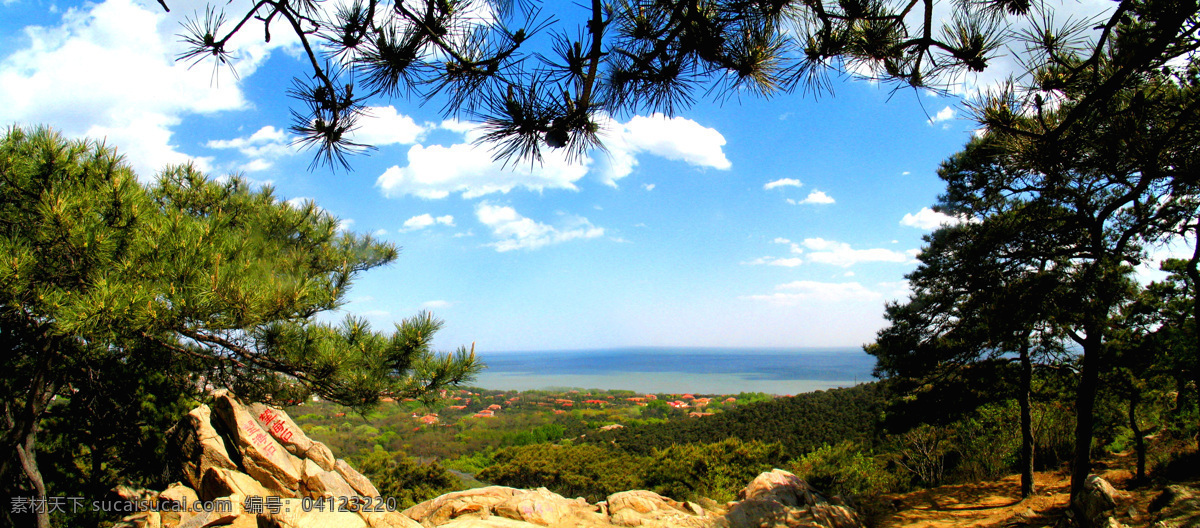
[580,382,889,456]
[873,452,1200,528]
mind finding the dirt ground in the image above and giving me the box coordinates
[872,454,1195,528]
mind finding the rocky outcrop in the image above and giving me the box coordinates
[1149,485,1200,528]
[1073,475,1124,528]
[606,490,715,527]
[166,404,238,494]
[249,402,337,472]
[725,469,861,528]
[210,391,306,497]
[114,396,862,528]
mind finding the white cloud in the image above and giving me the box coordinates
[285,197,314,209]
[595,113,731,186]
[401,213,456,231]
[900,207,973,230]
[377,141,589,199]
[476,203,604,252]
[377,113,730,198]
[439,119,477,135]
[285,196,353,231]
[877,280,912,300]
[0,0,293,179]
[350,105,427,146]
[1137,236,1197,284]
[764,178,802,190]
[745,256,804,267]
[772,237,792,245]
[928,106,956,125]
[801,238,912,267]
[798,190,835,204]
[207,125,288,153]
[206,125,295,171]
[239,158,273,172]
[642,183,656,191]
[901,171,911,176]
[743,281,882,305]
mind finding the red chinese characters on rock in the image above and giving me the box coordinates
[239,418,278,458]
[256,408,295,444]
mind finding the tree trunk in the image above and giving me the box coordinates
[16,426,50,528]
[1070,331,1102,525]
[0,341,60,528]
[1128,392,1145,482]
[1186,233,1200,450]
[1020,339,1036,497]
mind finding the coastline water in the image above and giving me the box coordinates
[471,347,876,395]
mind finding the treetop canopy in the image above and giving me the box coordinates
[165,0,1200,170]
[0,125,480,410]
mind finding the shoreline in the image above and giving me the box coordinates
[470,370,867,396]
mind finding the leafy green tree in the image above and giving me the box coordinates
[939,11,1200,511]
[34,343,196,527]
[160,0,1196,167]
[478,444,647,502]
[867,210,1071,497]
[1112,259,1200,462]
[789,441,899,497]
[1145,258,1200,443]
[354,447,461,509]
[0,127,481,528]
[643,438,786,502]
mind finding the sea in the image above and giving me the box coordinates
[470,347,877,395]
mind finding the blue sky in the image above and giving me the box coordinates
[7,0,1174,353]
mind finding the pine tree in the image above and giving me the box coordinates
[0,126,481,528]
[162,0,1200,168]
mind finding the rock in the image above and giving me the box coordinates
[725,470,862,528]
[167,405,239,492]
[1075,475,1121,527]
[260,498,369,528]
[177,494,244,528]
[304,468,358,500]
[113,484,159,504]
[694,497,725,515]
[159,482,200,527]
[1150,485,1200,528]
[403,487,522,527]
[738,469,824,507]
[493,487,600,526]
[121,511,162,528]
[606,490,714,528]
[437,518,545,528]
[211,390,304,497]
[200,467,271,502]
[159,482,199,510]
[300,456,357,499]
[357,508,425,528]
[307,443,338,473]
[337,458,382,498]
[249,402,336,471]
[1010,506,1037,523]
[1150,485,1196,513]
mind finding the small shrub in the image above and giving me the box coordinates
[790,441,901,497]
[644,438,786,502]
